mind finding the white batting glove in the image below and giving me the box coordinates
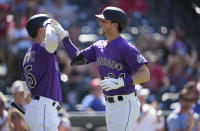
[100,78,124,91]
[50,19,69,41]
[43,18,52,28]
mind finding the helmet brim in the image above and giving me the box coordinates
[95,14,105,19]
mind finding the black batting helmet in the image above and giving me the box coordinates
[95,6,128,32]
[26,14,49,38]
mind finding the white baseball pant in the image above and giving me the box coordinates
[24,96,60,131]
[105,92,140,131]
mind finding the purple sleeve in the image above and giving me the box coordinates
[80,44,96,63]
[121,44,147,72]
[62,37,79,61]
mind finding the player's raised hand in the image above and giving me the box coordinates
[100,78,124,91]
[50,19,69,41]
[43,18,52,29]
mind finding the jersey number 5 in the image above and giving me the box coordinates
[25,65,36,88]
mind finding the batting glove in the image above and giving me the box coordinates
[100,78,124,91]
[43,19,52,29]
[50,19,69,41]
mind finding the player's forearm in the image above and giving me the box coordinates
[62,37,79,61]
[132,65,150,85]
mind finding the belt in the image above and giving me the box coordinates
[104,92,136,103]
[33,96,61,111]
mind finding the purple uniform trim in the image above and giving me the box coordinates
[63,36,147,96]
[22,43,62,103]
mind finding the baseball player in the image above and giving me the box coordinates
[22,14,62,131]
[52,6,150,131]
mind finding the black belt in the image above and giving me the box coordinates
[105,96,123,103]
[104,92,136,103]
[33,96,61,111]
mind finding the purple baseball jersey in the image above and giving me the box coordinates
[63,36,147,96]
[22,43,62,103]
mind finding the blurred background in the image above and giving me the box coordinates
[0,0,200,131]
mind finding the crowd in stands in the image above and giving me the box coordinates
[0,0,200,130]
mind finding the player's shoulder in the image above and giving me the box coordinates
[119,37,139,52]
[33,43,52,54]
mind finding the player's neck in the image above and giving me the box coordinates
[106,32,120,43]
[33,35,44,44]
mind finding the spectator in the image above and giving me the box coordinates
[133,86,165,131]
[100,0,148,15]
[136,33,154,53]
[167,81,200,131]
[142,50,170,93]
[0,92,8,131]
[119,0,148,14]
[194,82,200,114]
[10,0,27,16]
[10,80,26,110]
[0,4,9,42]
[166,28,198,82]
[0,4,10,75]
[8,108,28,131]
[194,71,200,114]
[47,0,77,28]
[165,27,187,56]
[7,15,31,82]
[8,14,31,58]
[81,78,105,112]
[166,54,188,90]
[57,49,72,75]
[185,81,199,105]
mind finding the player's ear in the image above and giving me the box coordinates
[112,22,118,31]
[39,27,45,33]
[37,27,45,36]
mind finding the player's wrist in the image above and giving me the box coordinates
[62,30,69,40]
